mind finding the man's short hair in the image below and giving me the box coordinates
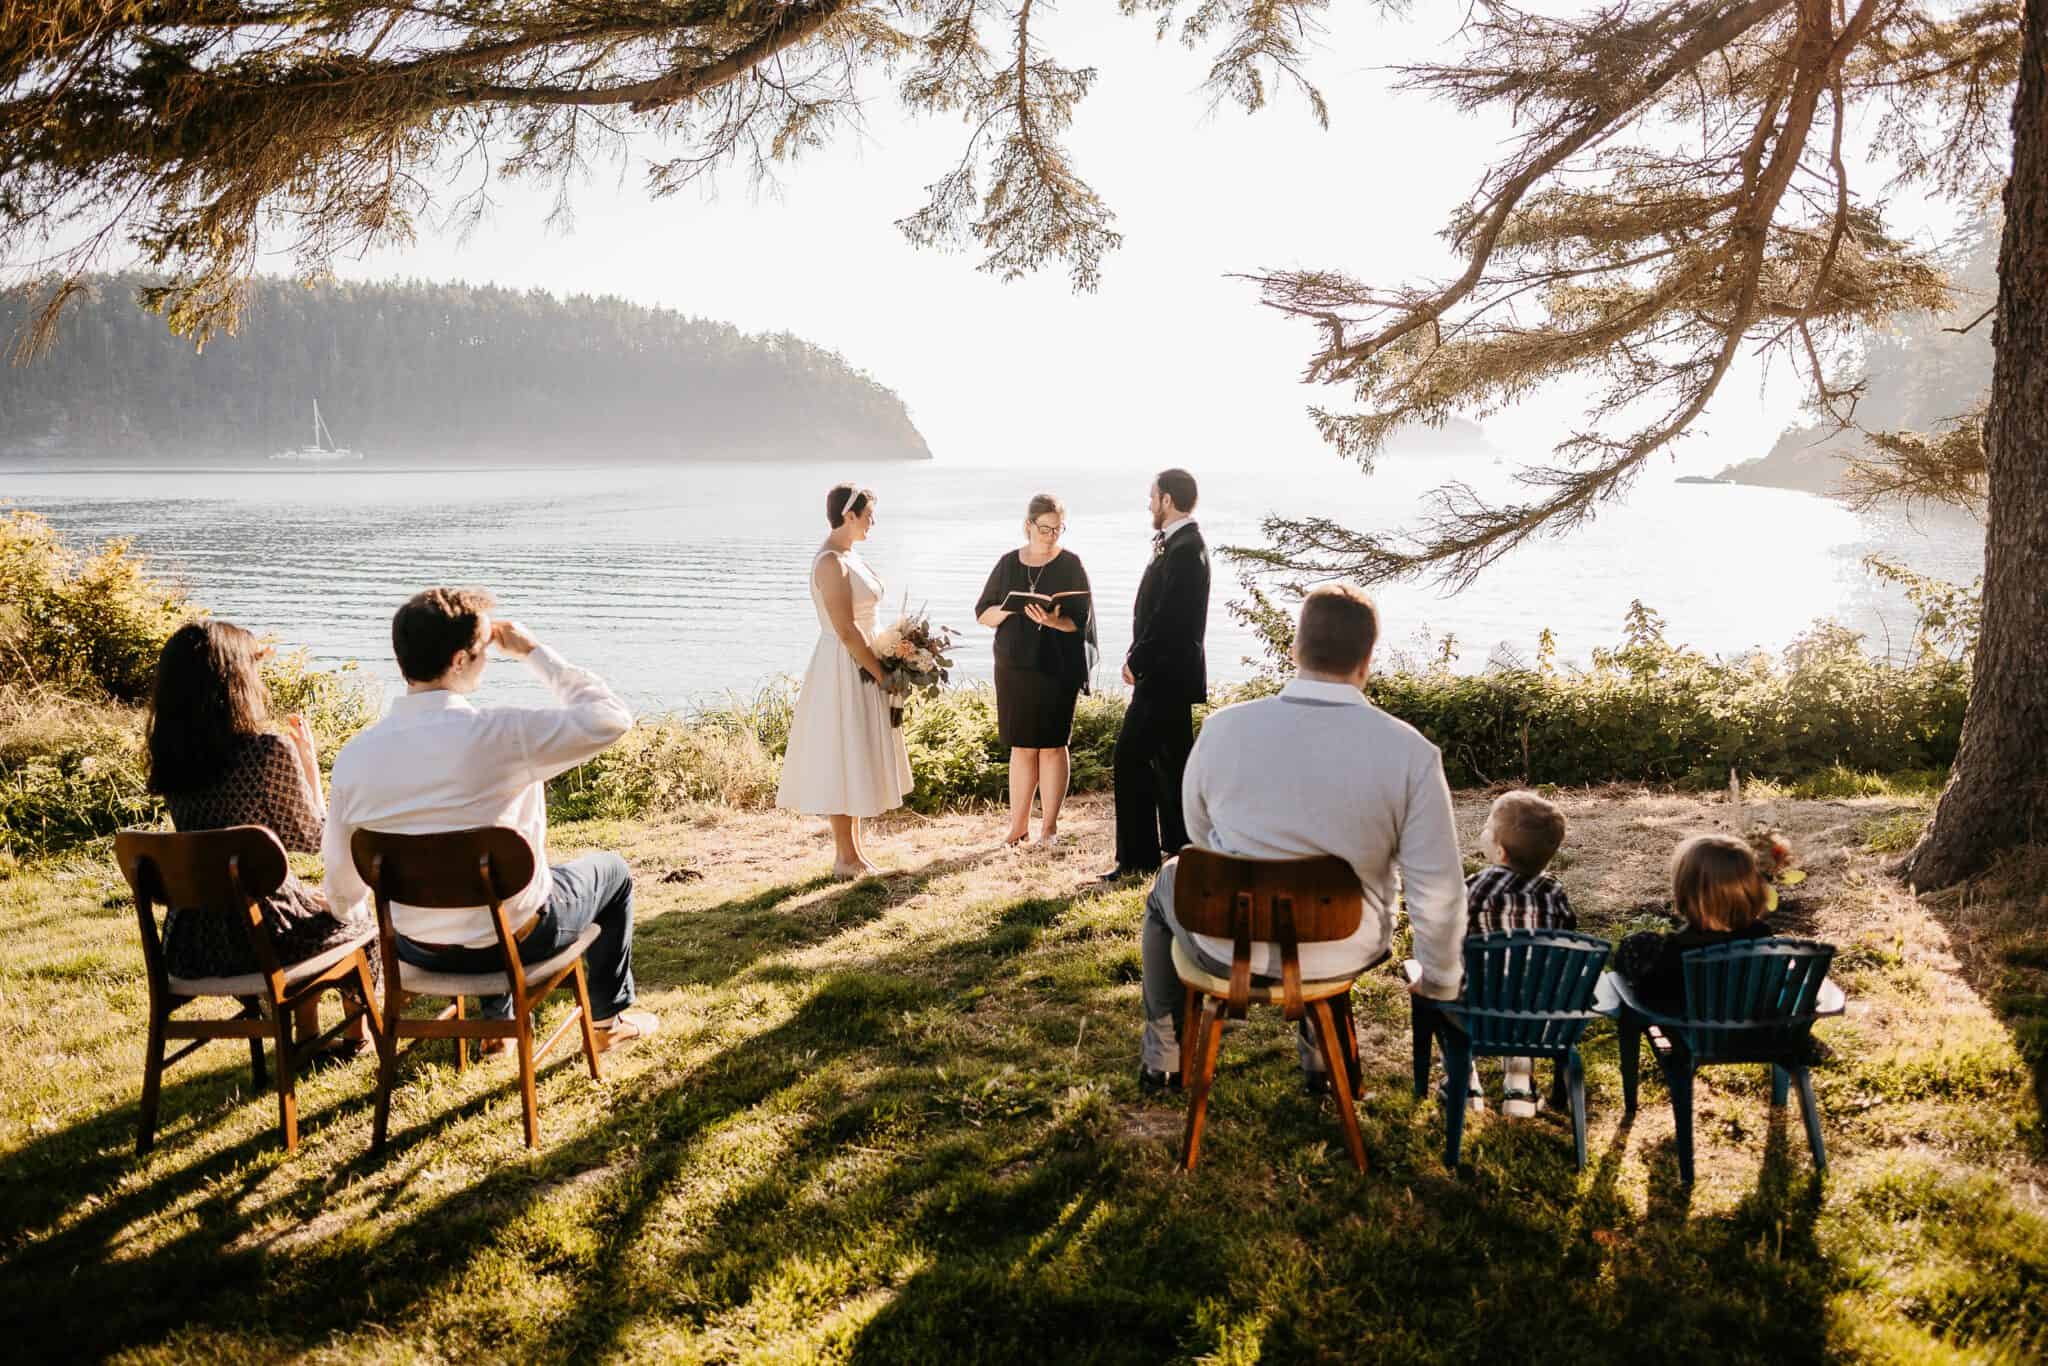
[1489,789,1568,876]
[1295,583,1378,675]
[1154,467,1198,514]
[392,587,496,683]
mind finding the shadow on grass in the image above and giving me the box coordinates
[4,867,1855,1363]
[1911,852,2048,1132]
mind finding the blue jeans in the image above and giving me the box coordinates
[396,853,636,1021]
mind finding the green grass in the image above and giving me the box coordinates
[1,793,2044,1364]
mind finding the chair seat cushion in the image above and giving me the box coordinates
[1173,939,1356,1004]
[168,931,373,998]
[398,924,602,998]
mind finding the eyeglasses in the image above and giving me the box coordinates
[1031,521,1065,535]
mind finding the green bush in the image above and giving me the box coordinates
[0,688,156,858]
[0,508,190,703]
[548,688,791,820]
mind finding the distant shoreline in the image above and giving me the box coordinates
[0,450,938,473]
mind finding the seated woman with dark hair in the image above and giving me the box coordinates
[147,621,377,1056]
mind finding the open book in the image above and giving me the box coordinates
[1001,590,1089,614]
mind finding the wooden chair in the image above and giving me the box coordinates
[116,826,381,1155]
[1172,848,1376,1173]
[351,827,602,1151]
[1600,937,1844,1183]
[1407,929,1611,1171]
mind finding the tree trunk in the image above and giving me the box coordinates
[1902,0,2048,889]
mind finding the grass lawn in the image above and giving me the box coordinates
[2,787,2045,1363]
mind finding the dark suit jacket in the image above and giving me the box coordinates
[1126,525,1209,706]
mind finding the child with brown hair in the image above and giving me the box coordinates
[1464,789,1575,1117]
[1616,833,1776,1013]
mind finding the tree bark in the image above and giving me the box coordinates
[1902,0,2048,889]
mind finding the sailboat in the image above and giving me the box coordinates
[269,399,363,462]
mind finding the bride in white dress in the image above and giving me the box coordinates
[775,482,914,877]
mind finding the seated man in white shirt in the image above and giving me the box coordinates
[324,587,658,1050]
[1137,584,1466,1093]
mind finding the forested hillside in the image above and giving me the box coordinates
[0,276,932,462]
[1718,217,1995,494]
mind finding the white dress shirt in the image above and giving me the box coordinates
[1180,676,1466,997]
[323,646,633,947]
[1158,515,1196,543]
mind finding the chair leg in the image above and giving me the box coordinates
[138,1004,167,1156]
[1793,1066,1826,1176]
[453,995,468,1073]
[1617,1011,1642,1116]
[1334,994,1362,1084]
[1177,997,1225,1172]
[1312,999,1368,1174]
[371,1027,397,1154]
[350,956,383,1040]
[1441,1030,1473,1172]
[1771,1062,1791,1108]
[515,1017,540,1149]
[571,960,602,1081]
[1667,1062,1696,1185]
[1410,996,1435,1100]
[1180,986,1199,1083]
[1567,1050,1589,1172]
[240,996,267,1088]
[271,1006,299,1153]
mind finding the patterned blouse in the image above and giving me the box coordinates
[160,734,375,982]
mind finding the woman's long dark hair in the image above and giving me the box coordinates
[146,621,271,795]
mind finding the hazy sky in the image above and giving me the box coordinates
[319,5,1945,479]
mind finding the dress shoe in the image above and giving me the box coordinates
[1096,865,1152,884]
[1137,1065,1182,1095]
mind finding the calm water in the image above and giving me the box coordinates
[3,457,1984,714]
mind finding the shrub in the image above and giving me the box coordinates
[0,686,155,858]
[0,508,189,702]
[548,691,789,820]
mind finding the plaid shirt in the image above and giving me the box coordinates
[1465,864,1575,936]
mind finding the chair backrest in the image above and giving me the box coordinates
[1454,929,1610,1057]
[349,827,535,908]
[1679,937,1836,1060]
[349,827,536,974]
[1173,848,1363,1019]
[115,826,291,989]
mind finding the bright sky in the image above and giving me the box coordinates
[320,4,1939,478]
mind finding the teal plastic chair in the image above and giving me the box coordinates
[1607,937,1840,1183]
[1409,929,1611,1171]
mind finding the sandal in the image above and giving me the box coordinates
[592,1010,661,1053]
[1501,1086,1545,1119]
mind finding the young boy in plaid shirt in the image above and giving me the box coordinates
[1464,789,1574,1116]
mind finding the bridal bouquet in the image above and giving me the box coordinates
[869,608,958,727]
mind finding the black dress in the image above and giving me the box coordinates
[1614,919,1774,1013]
[976,549,1097,748]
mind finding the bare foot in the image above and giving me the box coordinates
[1001,826,1030,847]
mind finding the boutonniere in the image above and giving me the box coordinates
[1150,531,1167,559]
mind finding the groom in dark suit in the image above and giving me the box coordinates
[1101,468,1209,881]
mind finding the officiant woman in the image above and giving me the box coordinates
[976,494,1098,846]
